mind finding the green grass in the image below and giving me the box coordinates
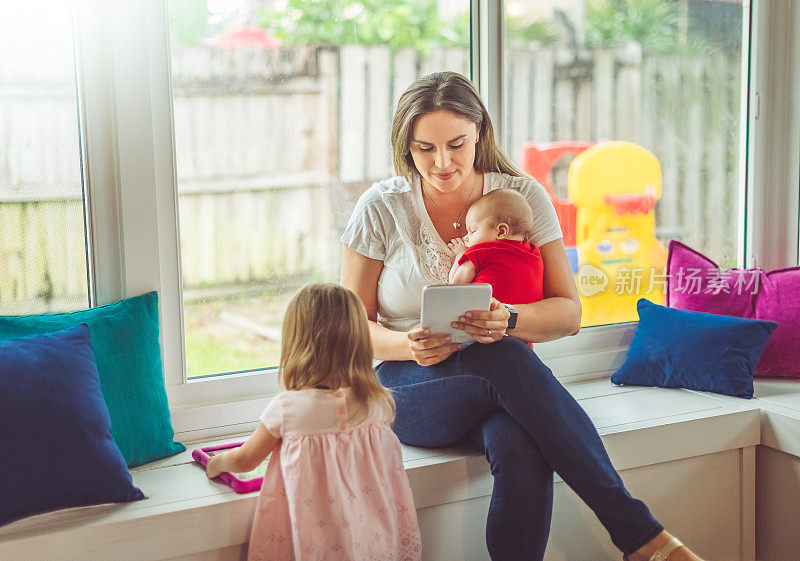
[181,274,337,379]
[184,329,280,379]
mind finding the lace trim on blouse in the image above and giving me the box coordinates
[381,176,454,285]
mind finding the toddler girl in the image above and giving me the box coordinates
[206,283,422,561]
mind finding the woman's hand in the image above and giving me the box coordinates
[407,327,462,366]
[451,298,510,344]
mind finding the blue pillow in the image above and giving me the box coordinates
[0,292,184,467]
[611,299,778,398]
[0,324,144,526]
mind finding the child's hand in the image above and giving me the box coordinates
[205,426,279,481]
[206,453,228,479]
[448,237,467,256]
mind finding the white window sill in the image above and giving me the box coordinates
[738,379,800,457]
[0,378,764,560]
[167,323,639,441]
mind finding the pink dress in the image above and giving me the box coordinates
[247,388,422,561]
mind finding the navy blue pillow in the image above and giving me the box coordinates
[0,324,144,526]
[611,299,778,398]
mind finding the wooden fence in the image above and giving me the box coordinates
[0,44,742,306]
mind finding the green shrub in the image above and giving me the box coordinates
[169,0,210,47]
[258,0,463,52]
[585,0,680,52]
[507,16,560,48]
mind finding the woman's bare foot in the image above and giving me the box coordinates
[625,531,705,561]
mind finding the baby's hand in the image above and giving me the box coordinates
[448,237,467,256]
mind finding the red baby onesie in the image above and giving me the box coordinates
[457,239,544,304]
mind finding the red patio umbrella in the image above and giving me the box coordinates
[209,25,282,49]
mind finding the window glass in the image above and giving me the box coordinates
[502,0,745,327]
[169,0,470,378]
[0,2,90,315]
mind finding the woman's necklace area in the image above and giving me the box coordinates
[422,174,480,230]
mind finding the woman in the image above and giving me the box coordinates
[340,71,702,561]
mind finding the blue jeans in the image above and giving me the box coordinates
[376,337,663,561]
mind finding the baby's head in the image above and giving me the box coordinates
[464,189,534,247]
[279,283,394,413]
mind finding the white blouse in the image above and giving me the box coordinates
[341,172,562,333]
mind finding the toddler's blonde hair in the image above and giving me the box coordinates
[279,283,395,419]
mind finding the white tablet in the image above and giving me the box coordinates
[420,284,493,344]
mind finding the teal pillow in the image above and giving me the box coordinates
[0,292,185,466]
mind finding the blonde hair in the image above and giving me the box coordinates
[279,283,395,419]
[391,72,527,179]
[470,189,535,241]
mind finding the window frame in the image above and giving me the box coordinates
[744,0,800,269]
[70,0,799,440]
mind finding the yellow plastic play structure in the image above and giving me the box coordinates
[567,142,668,326]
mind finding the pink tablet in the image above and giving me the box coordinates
[192,442,270,494]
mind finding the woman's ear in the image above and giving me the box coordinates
[497,223,509,239]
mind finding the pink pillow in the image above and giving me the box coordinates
[666,240,800,377]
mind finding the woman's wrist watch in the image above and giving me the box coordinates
[504,303,518,330]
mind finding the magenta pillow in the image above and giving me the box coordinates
[666,240,800,377]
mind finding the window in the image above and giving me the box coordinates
[168,0,471,379]
[58,0,800,435]
[0,2,90,316]
[502,0,745,328]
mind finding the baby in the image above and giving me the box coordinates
[448,188,544,307]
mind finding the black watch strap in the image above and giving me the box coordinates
[504,303,518,330]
